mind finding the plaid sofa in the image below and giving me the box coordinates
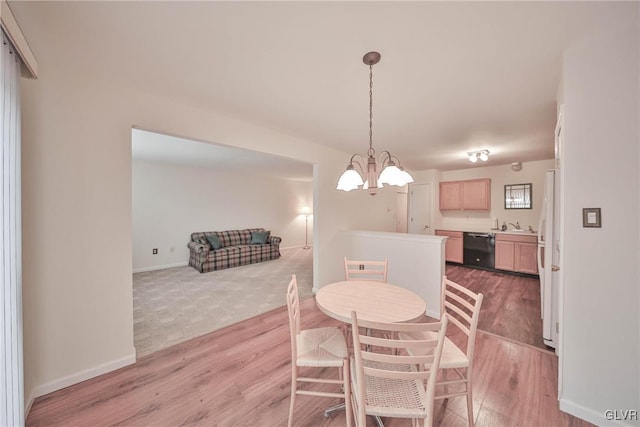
[187,228,281,273]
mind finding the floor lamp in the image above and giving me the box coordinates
[301,206,311,249]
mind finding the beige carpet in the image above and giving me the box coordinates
[133,247,313,357]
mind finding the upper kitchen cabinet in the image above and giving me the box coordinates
[439,181,462,210]
[439,178,491,210]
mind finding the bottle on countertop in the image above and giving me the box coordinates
[501,221,507,231]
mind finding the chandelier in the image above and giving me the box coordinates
[336,51,414,196]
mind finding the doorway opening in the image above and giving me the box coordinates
[131,128,315,357]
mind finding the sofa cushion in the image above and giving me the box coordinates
[250,230,270,244]
[206,234,224,250]
[215,228,263,247]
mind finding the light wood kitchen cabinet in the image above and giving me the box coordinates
[514,242,538,274]
[494,233,538,275]
[494,240,515,270]
[462,179,491,210]
[439,181,462,210]
[439,178,491,210]
[435,230,463,264]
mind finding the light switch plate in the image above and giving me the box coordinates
[582,208,601,228]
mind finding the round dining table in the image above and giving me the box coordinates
[315,280,426,323]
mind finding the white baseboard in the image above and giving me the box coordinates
[24,389,35,420]
[133,261,188,273]
[560,398,636,427]
[281,245,312,250]
[26,350,136,416]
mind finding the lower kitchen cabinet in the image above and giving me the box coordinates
[514,242,538,274]
[495,233,538,275]
[494,240,515,270]
[435,230,463,264]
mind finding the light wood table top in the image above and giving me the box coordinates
[315,280,426,323]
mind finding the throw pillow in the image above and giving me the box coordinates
[250,230,270,245]
[206,234,224,250]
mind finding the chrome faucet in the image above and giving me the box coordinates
[508,222,521,230]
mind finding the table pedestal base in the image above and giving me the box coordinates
[323,403,384,427]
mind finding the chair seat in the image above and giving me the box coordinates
[399,331,469,369]
[351,359,428,419]
[296,327,348,367]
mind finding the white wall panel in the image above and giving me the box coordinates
[132,159,313,271]
[560,24,639,426]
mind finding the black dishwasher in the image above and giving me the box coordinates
[463,232,495,269]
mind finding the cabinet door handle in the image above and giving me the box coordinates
[551,265,560,272]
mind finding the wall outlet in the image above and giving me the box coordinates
[152,248,158,255]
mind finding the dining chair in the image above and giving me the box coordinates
[344,257,388,282]
[400,275,484,427]
[286,275,352,427]
[349,311,448,427]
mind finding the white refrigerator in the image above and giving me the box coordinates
[538,169,559,348]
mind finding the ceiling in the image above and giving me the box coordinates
[12,1,637,172]
[132,128,313,182]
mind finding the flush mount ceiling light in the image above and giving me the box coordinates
[467,149,490,163]
[336,51,414,196]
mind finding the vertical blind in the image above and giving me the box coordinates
[0,30,23,426]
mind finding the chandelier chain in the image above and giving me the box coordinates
[368,63,374,157]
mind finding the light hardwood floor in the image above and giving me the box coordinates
[26,297,593,427]
[445,264,548,350]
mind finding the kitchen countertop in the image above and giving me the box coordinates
[436,227,538,236]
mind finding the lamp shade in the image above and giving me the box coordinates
[378,164,404,186]
[399,168,414,184]
[336,167,364,191]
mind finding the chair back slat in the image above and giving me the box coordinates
[445,289,475,313]
[445,311,471,336]
[363,351,436,366]
[444,299,473,328]
[362,366,431,382]
[344,257,388,282]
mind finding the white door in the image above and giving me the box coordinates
[396,191,408,233]
[409,183,432,234]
